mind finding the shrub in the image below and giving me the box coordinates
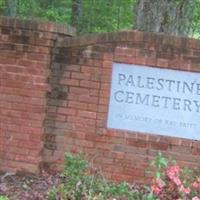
[47,153,149,200]
[149,152,200,200]
[48,152,200,200]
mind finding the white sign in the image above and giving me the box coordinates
[107,63,200,140]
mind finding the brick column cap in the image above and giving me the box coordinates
[0,16,76,36]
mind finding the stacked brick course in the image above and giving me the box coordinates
[0,17,200,183]
[0,17,75,172]
[49,32,200,183]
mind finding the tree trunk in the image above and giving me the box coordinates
[7,0,17,17]
[40,0,53,10]
[134,0,195,36]
[71,0,82,29]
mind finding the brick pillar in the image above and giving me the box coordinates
[0,17,75,173]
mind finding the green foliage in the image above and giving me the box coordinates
[1,0,200,37]
[191,0,200,38]
[150,152,168,170]
[150,152,168,179]
[0,196,9,200]
[144,192,158,200]
[0,0,6,15]
[150,152,200,199]
[16,0,72,23]
[46,152,200,200]
[47,152,149,200]
[77,0,135,33]
[0,0,135,34]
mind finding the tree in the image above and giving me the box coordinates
[134,0,196,36]
[6,0,17,17]
[76,0,134,33]
[71,0,82,29]
[1,0,200,37]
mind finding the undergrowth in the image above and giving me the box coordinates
[47,153,151,200]
[47,152,200,200]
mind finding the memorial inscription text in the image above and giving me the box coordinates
[107,63,200,140]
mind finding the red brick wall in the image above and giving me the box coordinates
[1,17,200,183]
[0,17,75,172]
[46,32,200,183]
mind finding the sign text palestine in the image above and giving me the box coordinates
[114,73,200,113]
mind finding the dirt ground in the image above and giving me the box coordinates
[0,170,61,200]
